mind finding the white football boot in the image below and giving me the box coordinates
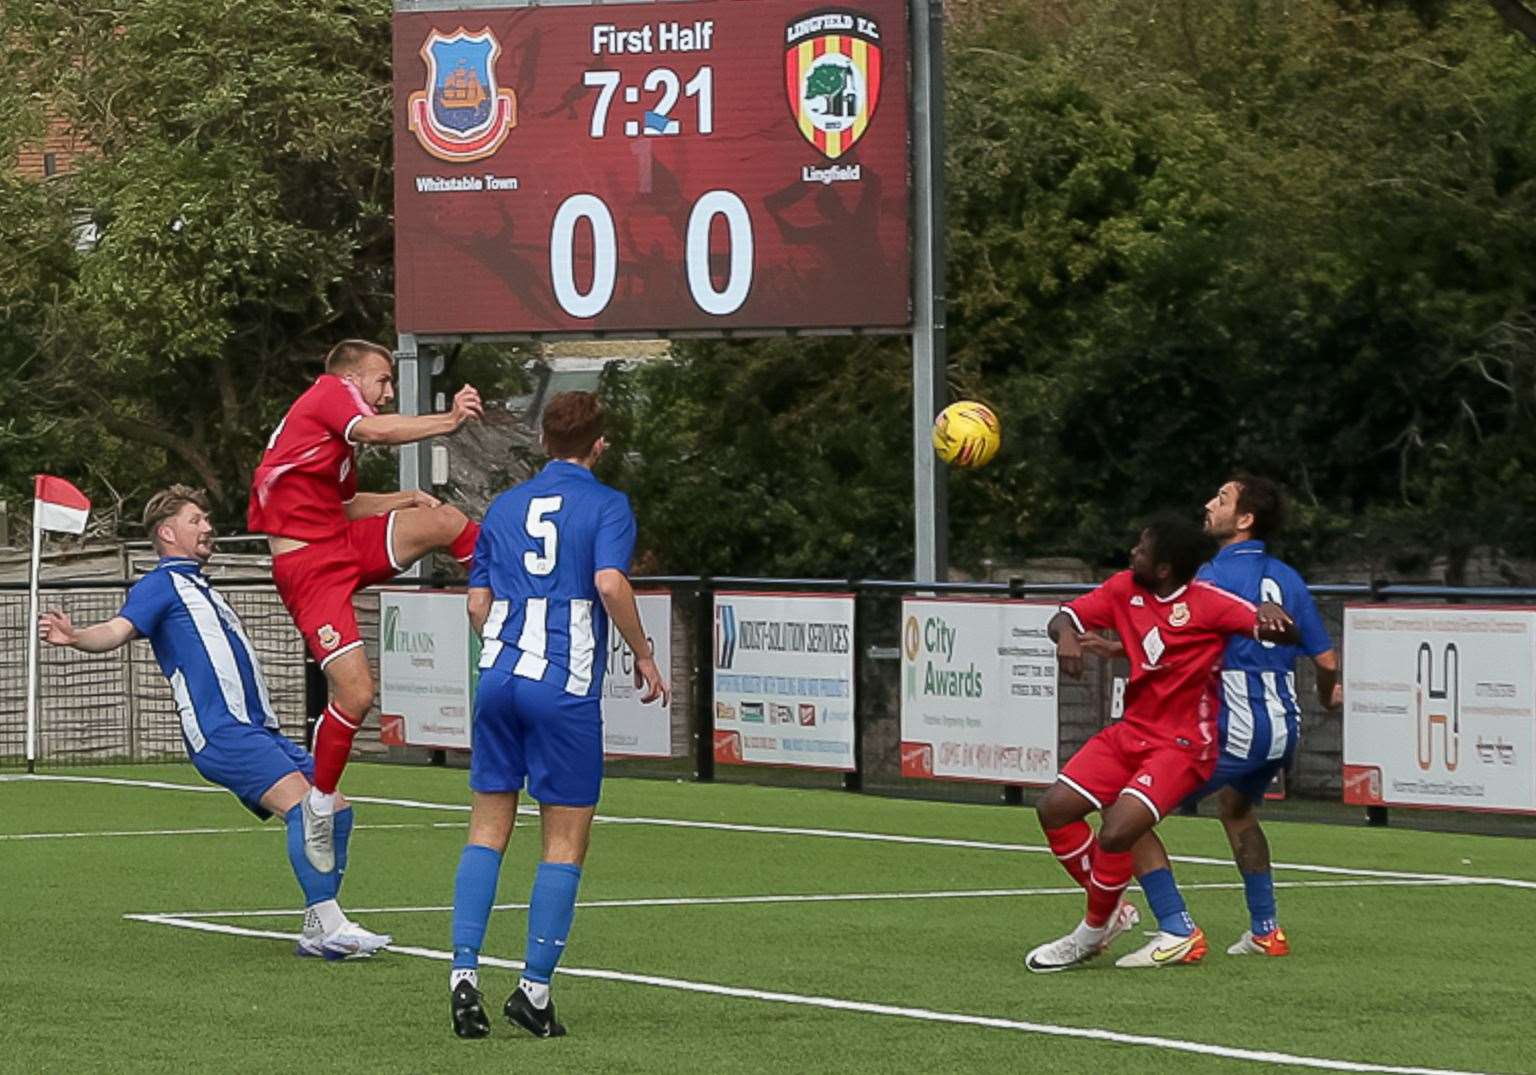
[296,918,392,961]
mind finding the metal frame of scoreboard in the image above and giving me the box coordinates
[392,0,948,580]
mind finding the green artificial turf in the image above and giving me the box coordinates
[1,764,1530,1074]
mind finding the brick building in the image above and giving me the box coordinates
[15,115,84,180]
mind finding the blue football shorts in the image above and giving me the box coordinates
[470,667,603,806]
[1182,748,1293,809]
[189,720,315,820]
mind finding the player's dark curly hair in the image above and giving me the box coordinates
[1229,473,1286,541]
[1142,511,1217,585]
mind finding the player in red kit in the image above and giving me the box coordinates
[250,339,484,872]
[1024,513,1297,973]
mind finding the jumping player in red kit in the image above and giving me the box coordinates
[1024,513,1298,973]
[249,339,484,873]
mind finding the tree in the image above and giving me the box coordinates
[0,0,398,517]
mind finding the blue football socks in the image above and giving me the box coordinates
[522,862,583,984]
[1139,867,1196,937]
[285,805,338,906]
[1243,870,1278,935]
[333,806,354,891]
[451,844,504,970]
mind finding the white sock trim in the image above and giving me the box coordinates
[307,788,337,816]
[309,898,346,935]
[519,977,551,1009]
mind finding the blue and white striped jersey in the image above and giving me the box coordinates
[118,558,280,755]
[469,461,637,698]
[1196,541,1333,762]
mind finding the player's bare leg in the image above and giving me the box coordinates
[504,804,596,1037]
[1218,786,1289,956]
[390,502,480,571]
[451,792,521,1038]
[1026,784,1143,972]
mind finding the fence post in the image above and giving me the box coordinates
[1003,576,1027,804]
[693,575,715,782]
[843,580,864,793]
[1362,577,1389,827]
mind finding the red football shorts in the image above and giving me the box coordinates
[1056,721,1217,822]
[272,513,400,665]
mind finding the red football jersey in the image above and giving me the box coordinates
[247,375,374,541]
[1063,571,1259,757]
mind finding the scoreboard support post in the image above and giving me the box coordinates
[910,0,948,584]
[395,331,433,579]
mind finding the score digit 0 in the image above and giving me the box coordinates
[549,191,753,319]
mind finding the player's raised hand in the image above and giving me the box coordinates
[634,653,670,707]
[1255,600,1297,644]
[1055,632,1084,679]
[448,385,484,428]
[1077,632,1124,661]
[404,489,443,510]
[38,610,77,647]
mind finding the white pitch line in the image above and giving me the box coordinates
[12,773,1536,892]
[122,912,1497,1075]
[130,876,1492,921]
[0,821,474,842]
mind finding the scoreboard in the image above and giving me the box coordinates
[393,0,911,336]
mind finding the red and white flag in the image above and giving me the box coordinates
[33,474,91,535]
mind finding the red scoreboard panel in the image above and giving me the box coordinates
[393,0,911,335]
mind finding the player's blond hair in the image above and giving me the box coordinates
[324,339,393,374]
[143,484,212,543]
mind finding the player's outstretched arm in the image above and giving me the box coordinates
[595,568,670,706]
[344,489,441,520]
[1047,610,1085,679]
[1254,600,1300,645]
[350,385,484,446]
[467,586,493,635]
[1313,649,1342,710]
[38,611,137,654]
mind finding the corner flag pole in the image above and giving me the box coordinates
[24,512,43,774]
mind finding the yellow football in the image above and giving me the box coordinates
[932,401,1001,468]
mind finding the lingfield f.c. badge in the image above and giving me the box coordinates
[784,9,884,160]
[407,27,518,163]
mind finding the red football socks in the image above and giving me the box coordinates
[311,703,362,795]
[449,520,480,565]
[1045,821,1096,890]
[1085,845,1134,927]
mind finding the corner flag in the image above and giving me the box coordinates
[26,474,92,772]
[34,475,91,534]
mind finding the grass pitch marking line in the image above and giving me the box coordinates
[134,877,1491,921]
[0,821,473,842]
[123,913,1490,1075]
[15,773,1536,893]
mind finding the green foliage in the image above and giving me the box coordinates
[601,339,913,576]
[0,0,396,518]
[610,0,1536,577]
[2,0,1533,577]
